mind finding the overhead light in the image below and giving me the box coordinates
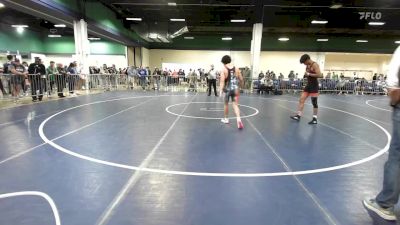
[170,18,185,22]
[278,37,289,41]
[317,39,329,42]
[222,37,232,41]
[168,2,177,6]
[149,33,158,39]
[311,20,328,24]
[395,41,400,44]
[12,25,28,28]
[0,3,5,8]
[330,3,343,9]
[184,37,194,39]
[126,18,142,21]
[368,21,385,26]
[88,37,101,40]
[48,34,61,38]
[54,24,66,28]
[231,19,246,23]
[356,40,368,43]
[16,27,24,34]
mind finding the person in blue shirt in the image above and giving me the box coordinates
[138,67,147,90]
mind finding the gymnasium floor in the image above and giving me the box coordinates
[0,91,395,225]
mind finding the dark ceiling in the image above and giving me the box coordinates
[0,6,74,37]
[100,0,400,42]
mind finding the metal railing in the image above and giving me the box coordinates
[0,74,388,101]
[252,78,388,95]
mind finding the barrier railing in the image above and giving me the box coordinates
[252,78,388,95]
[0,74,388,102]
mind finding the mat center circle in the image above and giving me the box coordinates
[165,102,259,120]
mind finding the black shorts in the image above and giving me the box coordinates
[224,89,238,103]
[304,85,318,93]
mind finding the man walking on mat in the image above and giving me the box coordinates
[363,45,400,222]
[219,55,244,129]
[290,54,323,124]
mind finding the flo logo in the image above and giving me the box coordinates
[359,12,382,20]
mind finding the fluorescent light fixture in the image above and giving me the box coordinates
[317,39,329,42]
[368,21,385,26]
[0,3,5,8]
[356,40,368,43]
[54,24,66,28]
[395,41,400,44]
[126,18,142,21]
[168,2,177,6]
[330,3,343,9]
[170,18,185,22]
[231,19,246,23]
[222,37,232,41]
[12,25,28,28]
[184,37,194,39]
[311,20,328,24]
[278,37,290,41]
[88,37,101,40]
[149,33,158,39]
[48,34,61,38]
[16,27,24,34]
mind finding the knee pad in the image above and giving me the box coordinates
[311,97,318,108]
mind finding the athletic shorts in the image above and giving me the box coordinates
[224,89,238,103]
[303,91,319,97]
[303,85,319,97]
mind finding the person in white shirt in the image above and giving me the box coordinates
[363,46,400,221]
[207,64,218,96]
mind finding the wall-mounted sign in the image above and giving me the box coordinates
[359,12,382,20]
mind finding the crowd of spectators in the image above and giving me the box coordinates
[0,55,390,103]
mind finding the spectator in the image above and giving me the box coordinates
[278,73,284,80]
[271,71,276,80]
[21,61,30,96]
[258,71,265,79]
[9,58,27,103]
[373,73,378,81]
[127,66,137,89]
[46,61,58,96]
[55,63,66,98]
[288,70,295,80]
[28,57,46,102]
[152,68,161,90]
[2,55,14,95]
[138,66,147,90]
[332,72,338,81]
[178,69,185,82]
[326,72,331,79]
[66,62,78,96]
